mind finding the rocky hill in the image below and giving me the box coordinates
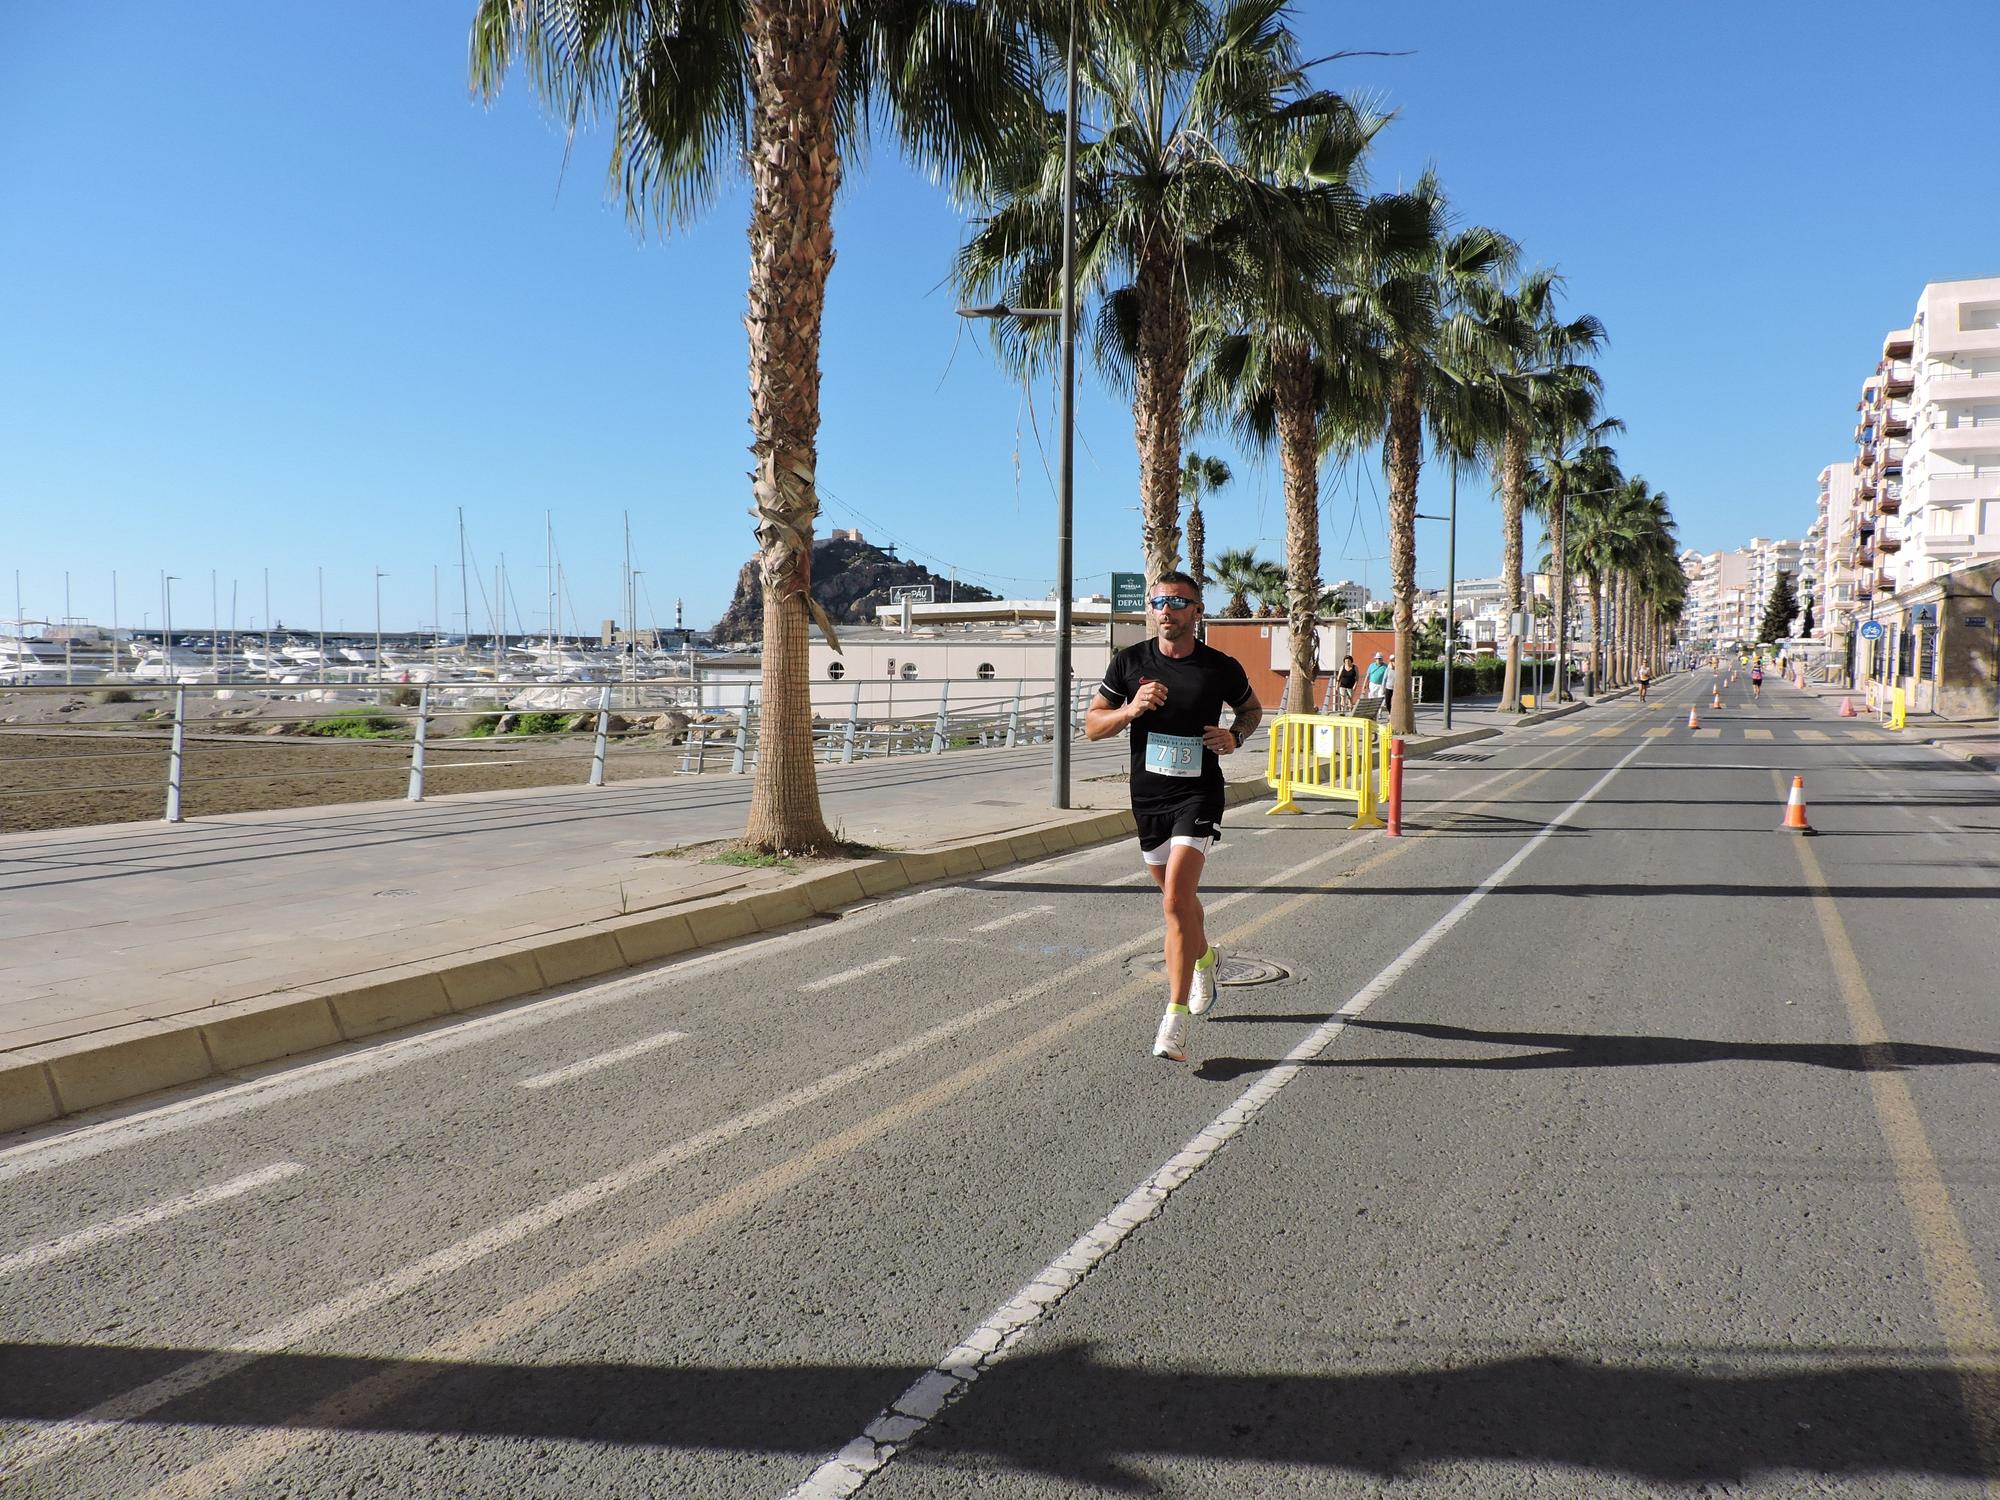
[711,535,998,642]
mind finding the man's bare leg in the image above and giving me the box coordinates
[1148,844,1208,1005]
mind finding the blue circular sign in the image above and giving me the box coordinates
[1859,620,1884,641]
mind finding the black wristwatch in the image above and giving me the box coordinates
[1228,728,1242,750]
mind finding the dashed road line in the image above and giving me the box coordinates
[969,906,1055,935]
[0,1163,304,1278]
[800,955,908,993]
[518,1030,688,1090]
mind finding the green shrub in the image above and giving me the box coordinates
[385,686,421,709]
[466,715,502,737]
[512,711,573,735]
[94,688,136,704]
[302,708,402,739]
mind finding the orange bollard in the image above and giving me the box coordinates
[1688,705,1700,729]
[1386,736,1405,836]
[1780,775,1815,835]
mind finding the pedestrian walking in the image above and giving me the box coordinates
[1637,662,1651,703]
[1334,654,1359,714]
[1087,572,1262,1063]
[1383,653,1397,718]
[1751,662,1763,700]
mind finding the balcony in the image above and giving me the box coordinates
[1930,423,2000,460]
[1925,533,1979,558]
[1877,491,1901,515]
[1859,476,1878,499]
[1857,513,1876,533]
[1884,363,1915,397]
[1882,410,1910,437]
[1880,441,1907,474]
[1875,569,1896,594]
[1876,534,1901,554]
[1884,327,1915,359]
[1929,371,2000,405]
[1850,547,1873,569]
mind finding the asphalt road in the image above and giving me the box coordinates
[5,672,2000,1498]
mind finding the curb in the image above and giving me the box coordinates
[1926,737,2000,774]
[0,776,1275,1134]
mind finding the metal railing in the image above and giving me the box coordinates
[0,675,1090,827]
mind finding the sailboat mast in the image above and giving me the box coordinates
[457,507,471,646]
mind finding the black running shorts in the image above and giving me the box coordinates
[1136,798,1224,866]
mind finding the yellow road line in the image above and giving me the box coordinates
[1694,728,1721,740]
[1798,729,1829,742]
[1546,726,1580,738]
[1591,726,1622,738]
[1645,726,1672,738]
[126,746,1599,1499]
[1745,728,1773,741]
[1792,820,2000,1493]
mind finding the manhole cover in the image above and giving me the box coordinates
[1122,953,1291,986]
[374,889,416,898]
[1422,751,1492,763]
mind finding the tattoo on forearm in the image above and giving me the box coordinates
[1231,704,1263,741]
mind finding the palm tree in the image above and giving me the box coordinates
[1212,546,1263,618]
[1186,121,1425,714]
[1250,560,1289,618]
[959,0,1349,582]
[1179,453,1233,599]
[471,0,1030,852]
[1526,407,1621,701]
[1461,270,1605,711]
[1338,173,1515,733]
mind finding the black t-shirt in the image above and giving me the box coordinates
[1097,639,1254,812]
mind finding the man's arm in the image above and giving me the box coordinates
[1086,683,1166,741]
[1203,690,1263,754]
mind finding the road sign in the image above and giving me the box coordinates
[1911,603,1938,626]
[1991,580,2000,603]
[888,584,934,604]
[1859,620,1884,641]
[1111,572,1147,613]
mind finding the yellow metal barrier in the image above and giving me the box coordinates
[1887,686,1907,731]
[1264,713,1385,828]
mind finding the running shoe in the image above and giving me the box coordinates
[1152,1005,1190,1062]
[1188,946,1222,1015]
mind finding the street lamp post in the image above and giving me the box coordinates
[374,569,389,675]
[1414,461,1461,732]
[958,0,1079,810]
[162,575,179,658]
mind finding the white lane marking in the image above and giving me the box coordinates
[0,887,955,1184]
[800,955,907,993]
[0,1163,304,1278]
[0,826,1416,1484]
[517,1030,688,1091]
[784,736,1653,1500]
[968,906,1055,935]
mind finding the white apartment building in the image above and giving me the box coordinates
[1814,462,1861,641]
[1849,278,2000,596]
[1680,537,1802,644]
[1323,579,1369,614]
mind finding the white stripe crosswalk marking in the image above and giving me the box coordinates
[0,1163,305,1277]
[518,1031,688,1090]
[800,955,907,993]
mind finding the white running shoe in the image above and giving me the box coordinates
[1153,1005,1190,1062]
[1188,947,1222,1016]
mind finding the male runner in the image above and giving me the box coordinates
[1087,572,1262,1062]
[1636,661,1651,702]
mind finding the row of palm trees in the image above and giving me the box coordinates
[471,0,1685,850]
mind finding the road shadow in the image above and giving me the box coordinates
[0,1340,1981,1488]
[1194,1018,2000,1082]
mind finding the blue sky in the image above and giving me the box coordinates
[4,2,1995,634]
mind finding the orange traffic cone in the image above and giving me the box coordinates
[1688,705,1700,729]
[1780,775,1815,835]
[1711,686,1721,709]
[1839,696,1856,717]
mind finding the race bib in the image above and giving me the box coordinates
[1143,732,1203,778]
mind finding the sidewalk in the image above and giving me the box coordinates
[1793,678,2000,771]
[0,706,1580,1134]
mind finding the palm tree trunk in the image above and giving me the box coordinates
[742,0,842,853]
[1274,342,1321,711]
[1586,575,1603,695]
[1384,354,1422,735]
[1187,500,1206,596]
[1498,427,1526,712]
[1551,487,1569,703]
[1133,237,1187,582]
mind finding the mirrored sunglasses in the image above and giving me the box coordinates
[1148,595,1198,611]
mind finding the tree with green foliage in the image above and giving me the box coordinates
[1759,570,1799,644]
[472,0,1031,852]
[1211,546,1265,619]
[1179,453,1233,599]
